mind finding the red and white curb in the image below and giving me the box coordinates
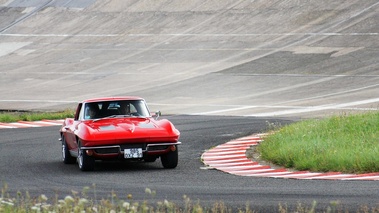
[0,120,64,129]
[201,134,379,181]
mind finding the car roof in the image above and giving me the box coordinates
[82,96,145,103]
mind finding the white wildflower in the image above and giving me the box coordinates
[64,195,74,203]
[78,198,88,205]
[40,194,48,202]
[41,203,51,209]
[145,188,151,195]
[122,202,130,209]
[1,200,14,206]
[31,205,41,212]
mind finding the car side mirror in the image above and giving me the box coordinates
[153,111,161,120]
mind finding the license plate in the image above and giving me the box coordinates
[124,148,143,159]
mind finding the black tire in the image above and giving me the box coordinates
[77,140,95,171]
[61,136,76,164]
[144,155,157,163]
[161,146,178,169]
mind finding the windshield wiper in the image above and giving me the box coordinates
[92,115,117,122]
[92,114,147,122]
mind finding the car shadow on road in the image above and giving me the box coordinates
[50,159,182,174]
[94,160,164,172]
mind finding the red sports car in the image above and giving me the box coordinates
[59,96,181,171]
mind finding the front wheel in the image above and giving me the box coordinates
[161,146,178,169]
[144,155,157,162]
[77,140,95,171]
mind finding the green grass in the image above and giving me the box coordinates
[258,111,379,174]
[0,109,75,123]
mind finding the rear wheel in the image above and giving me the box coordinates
[61,136,76,164]
[161,146,178,169]
[77,140,95,171]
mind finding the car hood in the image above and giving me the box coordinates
[79,117,179,142]
[90,118,157,132]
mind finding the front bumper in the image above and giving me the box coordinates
[81,142,182,159]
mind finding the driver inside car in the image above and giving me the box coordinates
[120,103,131,115]
[85,104,99,119]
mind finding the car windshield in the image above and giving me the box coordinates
[83,100,150,120]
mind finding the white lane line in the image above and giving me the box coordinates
[229,168,276,174]
[1,34,118,37]
[168,82,379,116]
[7,122,41,127]
[34,120,63,125]
[2,33,377,37]
[342,176,379,181]
[154,75,379,114]
[202,154,247,160]
[214,165,264,170]
[193,106,258,115]
[205,147,247,152]
[244,171,294,177]
[0,120,64,129]
[248,98,379,117]
[270,172,323,179]
[215,144,251,149]
[206,162,257,167]
[0,124,16,128]
[203,150,246,155]
[203,158,251,164]
[273,83,379,106]
[0,100,76,103]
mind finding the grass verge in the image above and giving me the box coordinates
[0,109,75,123]
[0,183,252,213]
[258,111,379,174]
[0,183,361,213]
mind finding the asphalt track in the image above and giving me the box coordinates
[0,0,379,212]
[3,117,379,212]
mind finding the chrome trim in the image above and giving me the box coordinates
[146,142,182,147]
[80,145,121,150]
[81,142,181,153]
[69,150,77,157]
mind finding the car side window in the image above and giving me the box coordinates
[78,105,84,120]
[75,103,83,120]
[84,103,101,119]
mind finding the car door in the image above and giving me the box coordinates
[63,103,84,153]
[63,120,79,153]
